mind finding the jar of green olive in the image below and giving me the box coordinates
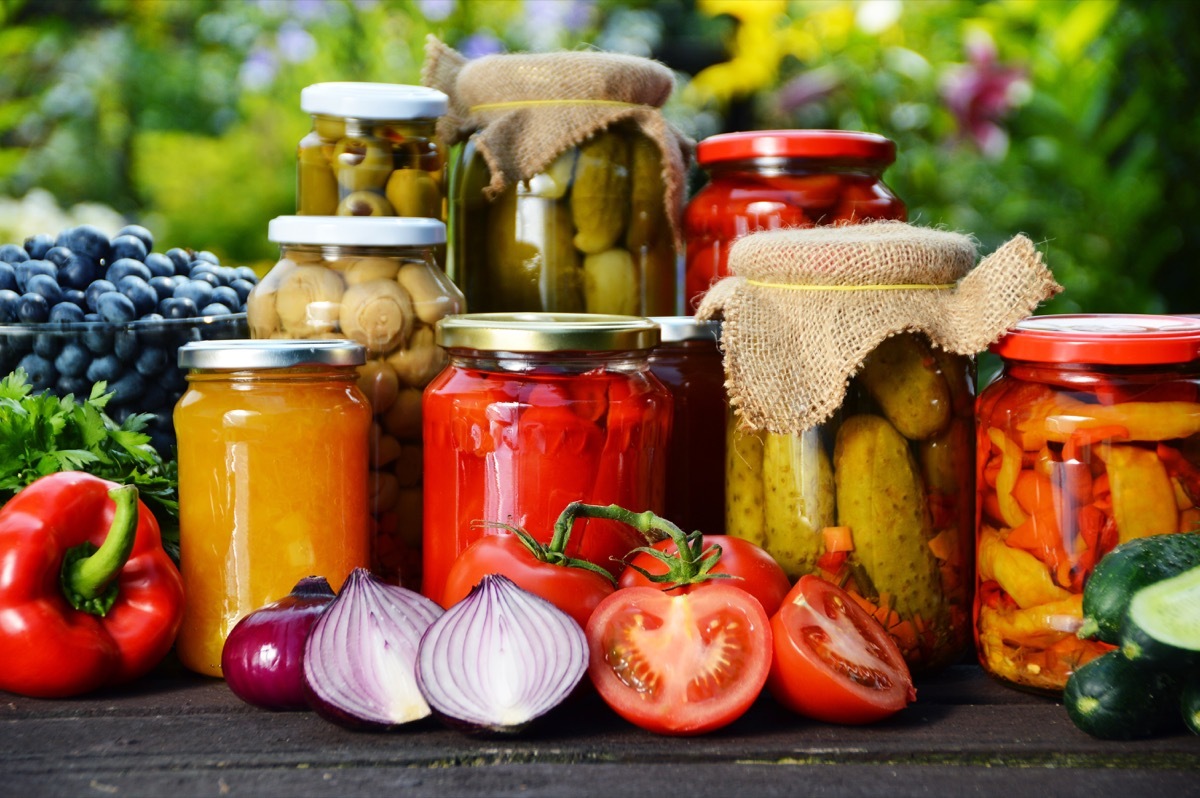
[298,82,448,220]
[248,216,466,589]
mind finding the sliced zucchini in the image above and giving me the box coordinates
[1063,650,1182,740]
[1078,532,1200,644]
[1121,563,1200,670]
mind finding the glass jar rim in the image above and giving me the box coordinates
[649,317,721,344]
[300,82,448,119]
[178,339,366,370]
[436,313,660,353]
[990,314,1200,365]
[268,216,445,247]
[696,130,896,166]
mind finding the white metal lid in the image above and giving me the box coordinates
[268,216,446,247]
[178,339,366,370]
[300,82,448,119]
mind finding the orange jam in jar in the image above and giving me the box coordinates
[174,339,371,677]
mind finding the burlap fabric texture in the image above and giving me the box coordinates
[421,35,693,248]
[697,221,1062,435]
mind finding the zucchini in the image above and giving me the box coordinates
[1063,650,1182,740]
[1121,564,1200,670]
[1182,680,1200,736]
[1078,532,1200,644]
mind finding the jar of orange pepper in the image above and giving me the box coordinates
[422,313,673,605]
[683,130,906,311]
[174,339,371,677]
[976,314,1200,693]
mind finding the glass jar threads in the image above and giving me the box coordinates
[647,317,727,536]
[976,314,1200,694]
[684,130,906,311]
[247,216,465,588]
[297,82,448,218]
[174,339,371,677]
[422,313,674,605]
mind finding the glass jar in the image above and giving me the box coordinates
[647,317,726,536]
[976,314,1200,694]
[297,82,448,219]
[174,339,371,677]
[422,313,674,605]
[451,124,678,316]
[727,332,975,673]
[248,216,465,589]
[684,130,906,311]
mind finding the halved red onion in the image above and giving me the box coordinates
[416,574,589,734]
[303,568,444,729]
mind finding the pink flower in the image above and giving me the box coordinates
[940,31,1029,158]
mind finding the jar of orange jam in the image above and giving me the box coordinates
[174,339,371,677]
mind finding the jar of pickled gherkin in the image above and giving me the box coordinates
[977,314,1200,694]
[248,216,465,589]
[297,82,448,219]
[647,317,726,536]
[422,313,673,606]
[684,130,906,312]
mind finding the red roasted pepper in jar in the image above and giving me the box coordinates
[684,130,906,311]
[422,314,672,605]
[976,314,1200,693]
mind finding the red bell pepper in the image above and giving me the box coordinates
[0,472,184,698]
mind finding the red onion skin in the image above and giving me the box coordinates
[221,576,335,711]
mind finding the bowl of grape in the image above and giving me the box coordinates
[0,224,258,454]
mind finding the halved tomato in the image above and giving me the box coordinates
[769,575,915,724]
[586,584,772,735]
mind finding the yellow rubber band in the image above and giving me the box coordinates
[745,280,956,291]
[469,99,646,112]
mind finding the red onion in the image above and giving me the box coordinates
[303,567,444,729]
[221,576,336,711]
[416,574,589,734]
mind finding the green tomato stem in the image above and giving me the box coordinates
[61,485,140,616]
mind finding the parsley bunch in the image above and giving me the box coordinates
[0,368,179,560]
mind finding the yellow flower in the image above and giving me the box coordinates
[698,0,788,21]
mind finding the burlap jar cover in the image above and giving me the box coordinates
[421,35,692,250]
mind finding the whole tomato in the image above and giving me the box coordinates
[620,534,791,617]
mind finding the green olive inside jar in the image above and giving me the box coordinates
[297,82,448,219]
[248,216,465,588]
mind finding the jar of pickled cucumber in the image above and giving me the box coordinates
[174,339,371,677]
[451,124,679,316]
[248,216,465,589]
[422,313,674,606]
[647,317,726,536]
[297,82,448,219]
[976,314,1200,694]
[684,130,906,311]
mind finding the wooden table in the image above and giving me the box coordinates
[3,660,1197,797]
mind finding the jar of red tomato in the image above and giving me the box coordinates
[647,317,726,536]
[422,313,674,605]
[977,314,1200,694]
[683,130,906,311]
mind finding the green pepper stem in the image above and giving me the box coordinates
[61,485,140,616]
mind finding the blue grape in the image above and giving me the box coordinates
[55,252,99,290]
[234,266,259,283]
[165,248,191,273]
[23,234,54,260]
[16,293,49,323]
[62,288,87,308]
[86,353,122,383]
[109,234,148,262]
[55,225,111,264]
[85,279,117,312]
[0,243,29,263]
[114,328,139,361]
[48,302,85,323]
[229,279,255,307]
[174,280,214,308]
[17,353,56,389]
[54,342,91,377]
[193,251,219,266]
[0,289,22,322]
[82,325,114,354]
[159,296,198,319]
[0,262,16,292]
[26,273,63,305]
[199,303,232,316]
[95,291,137,323]
[115,224,154,253]
[56,374,92,397]
[116,275,157,316]
[32,332,62,359]
[148,276,175,300]
[211,285,240,309]
[135,346,169,376]
[16,260,56,292]
[105,258,152,284]
[144,253,175,278]
[106,371,145,404]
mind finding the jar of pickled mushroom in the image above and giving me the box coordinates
[174,339,371,677]
[976,314,1200,694]
[297,82,448,219]
[247,216,465,589]
[647,317,726,536]
[422,313,674,606]
[684,130,906,311]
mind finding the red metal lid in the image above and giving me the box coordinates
[990,314,1200,365]
[696,130,896,165]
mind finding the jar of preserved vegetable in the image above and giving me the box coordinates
[422,313,673,606]
[684,130,906,312]
[647,317,726,536]
[977,314,1200,694]
[297,82,448,219]
[174,339,371,677]
[248,216,465,589]
[424,36,692,315]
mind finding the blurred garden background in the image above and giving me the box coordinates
[1,0,1197,314]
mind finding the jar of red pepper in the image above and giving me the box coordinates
[421,313,673,606]
[683,130,906,311]
[976,314,1200,694]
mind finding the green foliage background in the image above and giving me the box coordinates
[0,0,1197,314]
